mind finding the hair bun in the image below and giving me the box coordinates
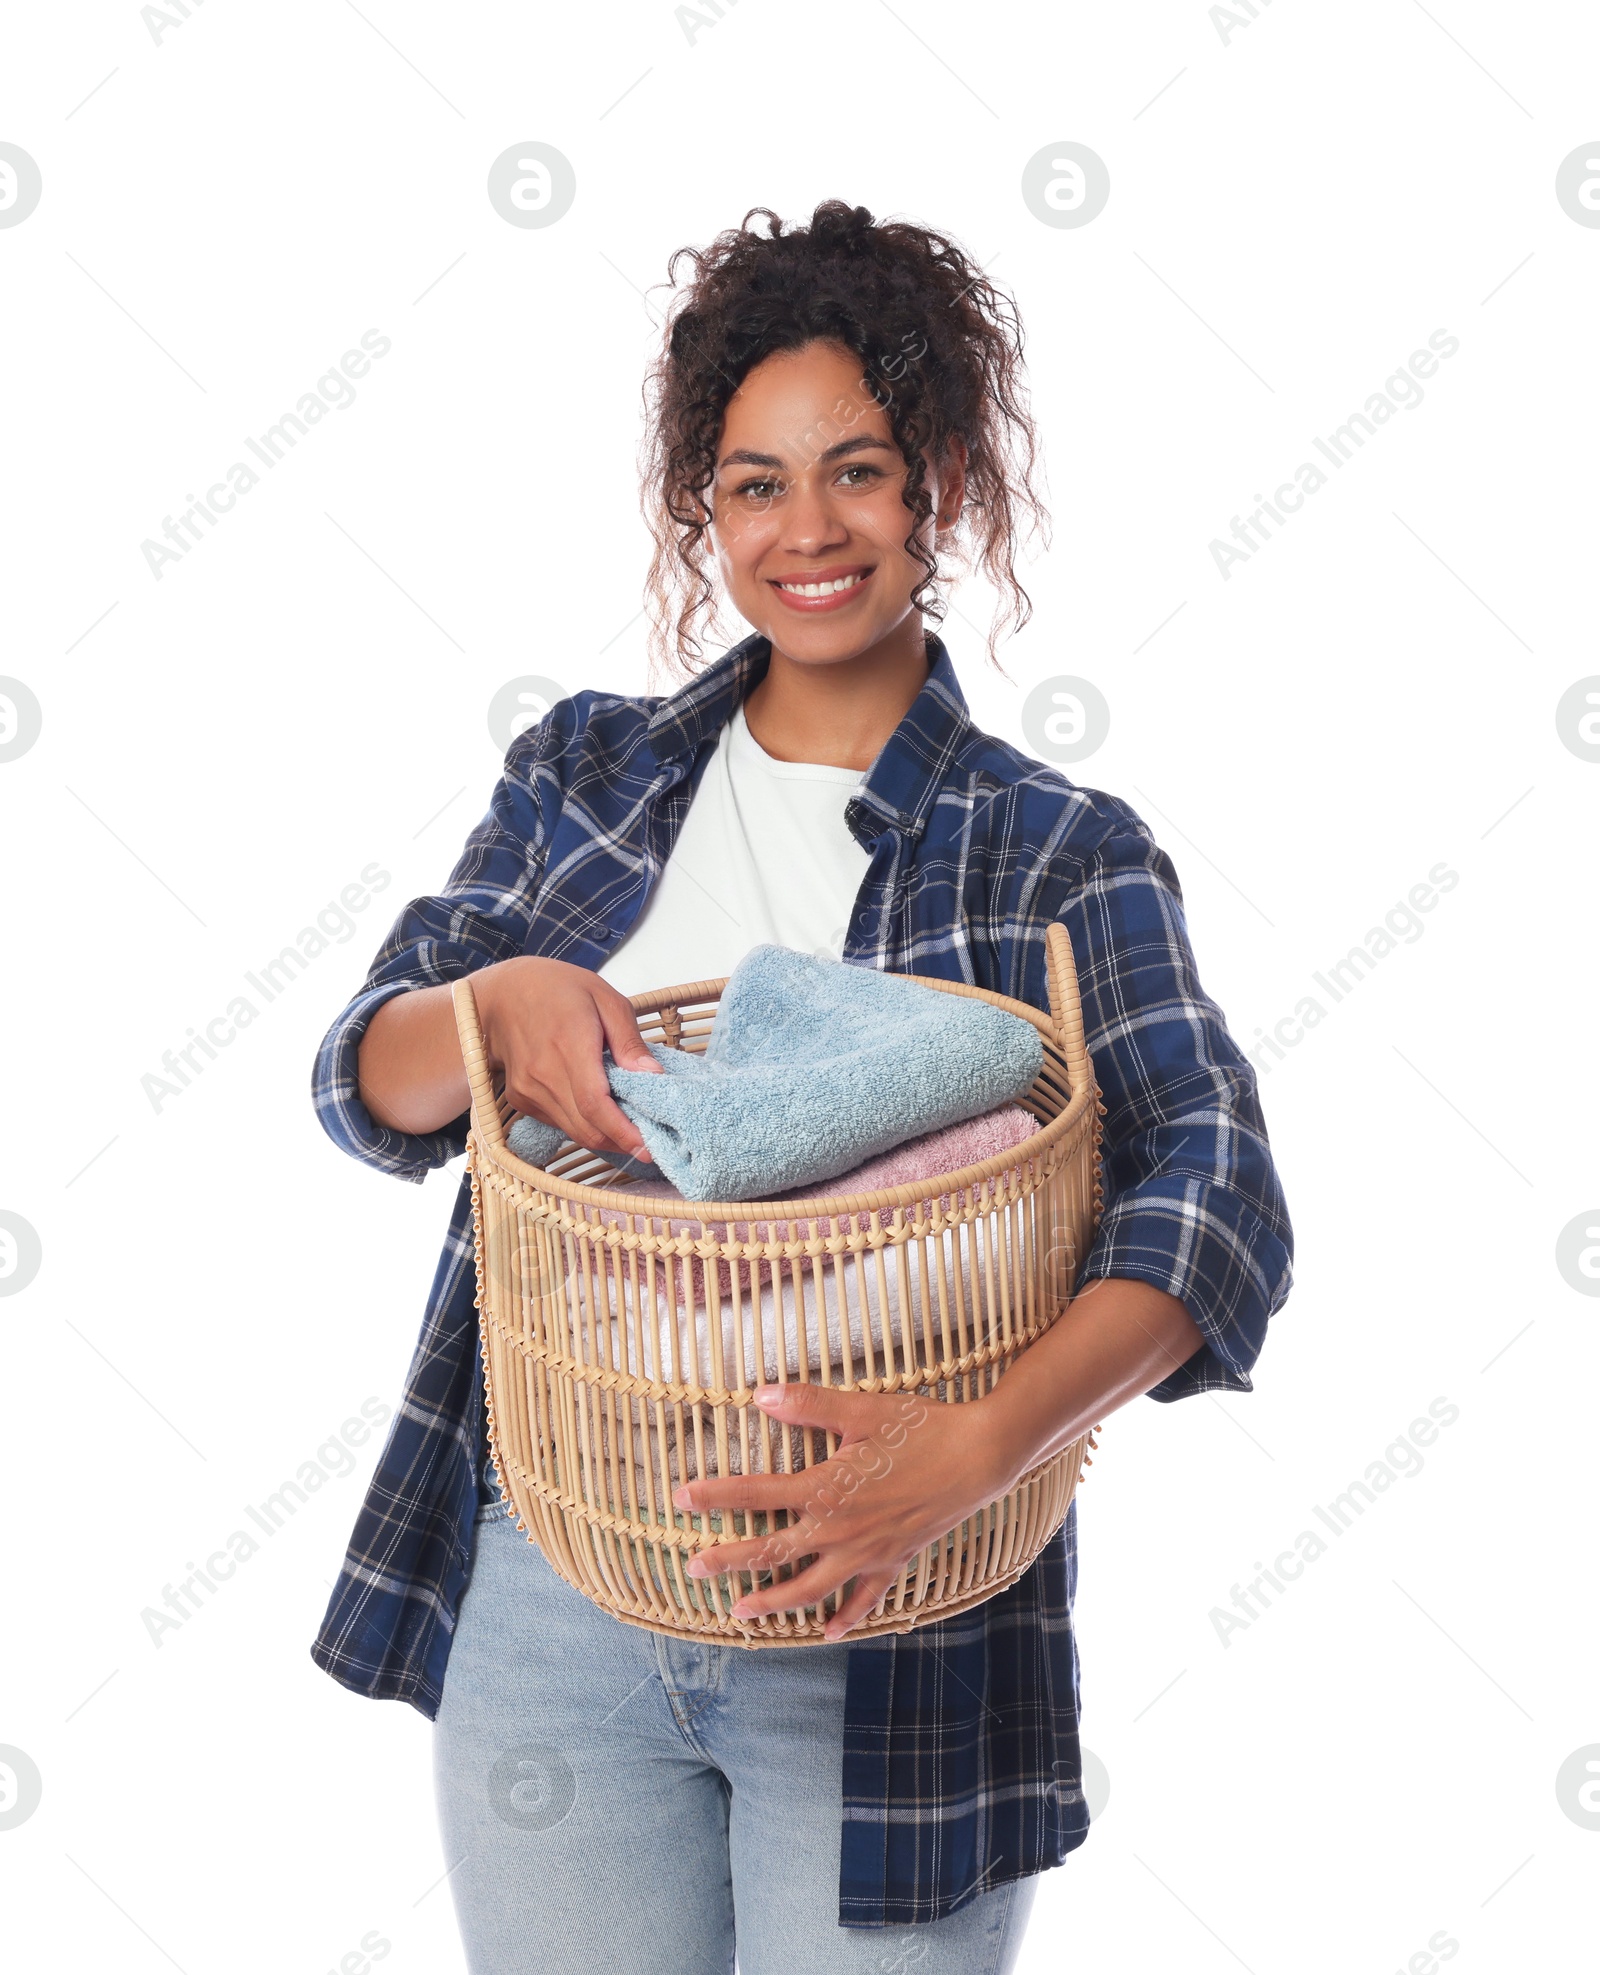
[807,200,877,251]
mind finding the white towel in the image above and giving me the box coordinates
[544,1203,1031,1506]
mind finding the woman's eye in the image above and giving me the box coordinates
[723,465,881,503]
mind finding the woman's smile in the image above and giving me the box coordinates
[768,564,874,611]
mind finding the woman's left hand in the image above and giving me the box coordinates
[671,1383,1014,1641]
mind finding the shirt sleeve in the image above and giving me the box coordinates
[310,718,559,1185]
[1057,821,1294,1401]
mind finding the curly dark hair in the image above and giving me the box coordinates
[639,199,1049,682]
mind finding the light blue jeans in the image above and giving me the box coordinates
[433,1503,1039,1974]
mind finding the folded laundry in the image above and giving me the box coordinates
[762,1100,1043,1204]
[505,943,1046,1200]
[592,1102,1042,1311]
[504,1107,1049,1501]
[545,1136,1043,1500]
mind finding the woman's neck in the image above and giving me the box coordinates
[740,618,932,770]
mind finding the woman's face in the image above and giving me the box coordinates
[708,338,963,667]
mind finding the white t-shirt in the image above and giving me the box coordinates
[596,701,874,1000]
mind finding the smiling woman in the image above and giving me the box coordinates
[312,198,1293,1974]
[708,340,960,759]
[641,200,1044,684]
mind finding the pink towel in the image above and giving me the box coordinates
[581,1103,1042,1311]
[779,1104,1042,1203]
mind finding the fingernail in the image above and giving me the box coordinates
[672,1487,690,1508]
[753,1386,781,1409]
[687,1559,706,1577]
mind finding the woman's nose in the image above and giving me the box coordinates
[777,477,849,556]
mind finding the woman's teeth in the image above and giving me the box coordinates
[776,573,865,597]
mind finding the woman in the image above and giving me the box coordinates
[311,201,1294,1973]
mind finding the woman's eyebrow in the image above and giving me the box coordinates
[716,435,899,472]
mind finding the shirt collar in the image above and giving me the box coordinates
[644,629,972,846]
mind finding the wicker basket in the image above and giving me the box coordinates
[451,919,1106,1646]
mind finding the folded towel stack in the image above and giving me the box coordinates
[561,1155,1039,1500]
[506,943,1045,1200]
[536,1105,1047,1499]
[593,1101,1042,1311]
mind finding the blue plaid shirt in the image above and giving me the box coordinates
[309,631,1293,1928]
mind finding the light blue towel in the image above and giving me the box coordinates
[504,942,1044,1201]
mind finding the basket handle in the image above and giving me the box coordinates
[1044,919,1094,1103]
[451,973,509,1156]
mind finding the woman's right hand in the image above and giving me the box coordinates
[473,956,663,1164]
[357,956,663,1159]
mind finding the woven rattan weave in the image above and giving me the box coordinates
[453,918,1105,1645]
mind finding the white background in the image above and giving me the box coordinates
[2,2,1596,1970]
